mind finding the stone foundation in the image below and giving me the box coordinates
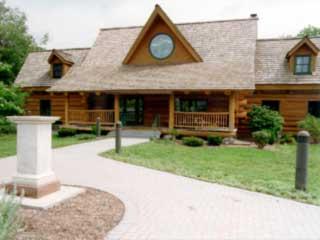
[5,181,61,198]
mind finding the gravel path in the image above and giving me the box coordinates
[17,188,124,240]
[1,138,320,240]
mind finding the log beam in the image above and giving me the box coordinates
[114,94,120,123]
[169,94,175,129]
[229,92,236,130]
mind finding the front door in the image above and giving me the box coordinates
[120,96,144,126]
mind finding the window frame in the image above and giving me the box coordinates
[40,99,52,116]
[294,55,312,75]
[261,100,280,112]
[52,63,63,79]
[308,101,320,118]
[175,98,208,112]
[148,33,175,60]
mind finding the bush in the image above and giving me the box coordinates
[207,136,223,146]
[91,125,108,136]
[280,133,296,144]
[248,105,284,144]
[57,128,77,137]
[0,118,16,135]
[0,191,22,240]
[252,130,271,149]
[76,134,96,140]
[182,136,204,147]
[298,114,320,143]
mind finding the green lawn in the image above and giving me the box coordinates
[0,134,98,158]
[102,140,320,205]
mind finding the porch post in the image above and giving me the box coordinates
[229,91,236,130]
[64,92,69,125]
[169,94,175,129]
[114,94,120,123]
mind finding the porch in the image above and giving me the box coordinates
[63,92,237,136]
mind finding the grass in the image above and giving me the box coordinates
[0,133,98,158]
[102,140,320,205]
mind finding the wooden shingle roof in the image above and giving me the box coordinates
[256,37,320,85]
[15,48,89,87]
[47,18,258,92]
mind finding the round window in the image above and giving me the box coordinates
[149,33,174,60]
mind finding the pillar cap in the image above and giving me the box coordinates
[297,130,310,137]
[7,116,60,124]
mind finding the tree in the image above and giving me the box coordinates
[0,82,27,134]
[297,25,320,38]
[0,1,47,85]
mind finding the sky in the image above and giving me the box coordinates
[5,0,320,49]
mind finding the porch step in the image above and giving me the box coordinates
[107,129,161,139]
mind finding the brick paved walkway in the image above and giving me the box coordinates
[1,138,320,239]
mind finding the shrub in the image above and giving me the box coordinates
[207,136,223,146]
[91,125,108,136]
[76,133,96,140]
[298,114,320,143]
[0,118,16,135]
[169,128,179,141]
[248,105,284,144]
[0,83,27,116]
[280,133,296,144]
[252,130,271,149]
[182,136,204,147]
[0,191,22,240]
[57,128,76,137]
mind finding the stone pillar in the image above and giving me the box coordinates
[7,116,61,198]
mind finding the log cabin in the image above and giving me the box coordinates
[14,5,320,137]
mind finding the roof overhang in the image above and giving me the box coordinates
[286,36,320,59]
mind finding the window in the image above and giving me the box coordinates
[262,100,280,111]
[175,99,208,112]
[40,100,51,116]
[308,101,320,118]
[295,56,311,75]
[52,63,63,78]
[149,33,175,60]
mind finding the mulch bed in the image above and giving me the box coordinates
[16,188,125,240]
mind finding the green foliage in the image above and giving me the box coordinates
[248,105,284,144]
[0,118,16,135]
[252,130,271,149]
[57,128,77,137]
[169,128,179,140]
[0,191,21,240]
[207,135,223,146]
[298,115,320,143]
[280,133,296,145]
[297,25,320,37]
[91,125,107,136]
[102,141,320,205]
[76,133,96,140]
[0,1,47,84]
[0,83,27,116]
[182,136,204,147]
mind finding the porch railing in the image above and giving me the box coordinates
[174,112,229,130]
[68,109,114,125]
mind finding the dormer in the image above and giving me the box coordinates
[48,49,74,78]
[123,5,202,65]
[286,37,320,75]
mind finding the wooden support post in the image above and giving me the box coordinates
[64,93,69,125]
[169,94,175,129]
[229,92,236,130]
[114,94,120,123]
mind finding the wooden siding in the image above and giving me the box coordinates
[24,91,87,123]
[237,90,320,135]
[144,95,169,127]
[127,18,196,65]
